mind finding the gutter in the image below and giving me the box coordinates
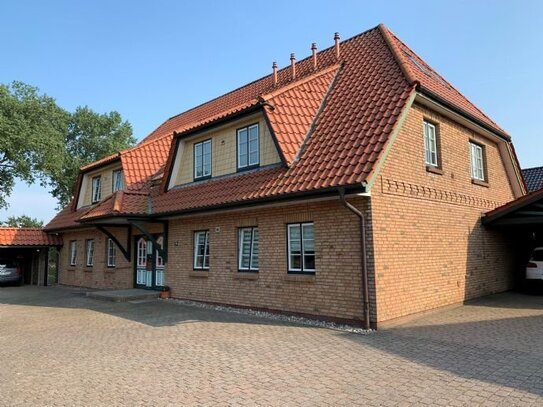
[338,188,371,329]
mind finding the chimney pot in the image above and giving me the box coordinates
[272,61,278,86]
[290,53,296,80]
[311,43,317,70]
[334,32,340,59]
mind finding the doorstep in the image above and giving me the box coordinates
[86,289,159,303]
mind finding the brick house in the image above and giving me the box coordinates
[44,24,526,328]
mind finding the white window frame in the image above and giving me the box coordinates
[91,175,102,203]
[287,222,315,273]
[85,239,94,267]
[137,238,147,267]
[193,231,210,270]
[423,121,438,167]
[470,142,485,181]
[238,227,259,272]
[237,123,260,170]
[194,139,212,180]
[69,240,77,266]
[107,238,117,267]
[112,169,124,192]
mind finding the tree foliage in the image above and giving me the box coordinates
[0,81,136,209]
[1,215,44,228]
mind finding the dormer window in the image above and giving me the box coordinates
[91,176,102,203]
[112,169,124,192]
[194,139,212,180]
[237,123,259,170]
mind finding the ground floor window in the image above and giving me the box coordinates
[193,230,210,270]
[107,238,116,267]
[70,240,77,266]
[238,227,259,272]
[85,239,94,267]
[287,222,315,273]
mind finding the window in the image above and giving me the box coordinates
[470,142,486,181]
[193,231,210,270]
[237,124,259,170]
[85,239,94,267]
[112,169,124,192]
[423,121,439,167]
[107,238,116,267]
[91,176,102,203]
[194,140,212,180]
[238,227,259,271]
[69,241,77,266]
[156,236,164,268]
[137,238,147,267]
[287,223,315,273]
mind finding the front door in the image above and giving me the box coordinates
[135,235,165,289]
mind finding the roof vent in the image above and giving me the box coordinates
[272,61,278,86]
[311,43,317,70]
[334,32,340,59]
[290,53,296,80]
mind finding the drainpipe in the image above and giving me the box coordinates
[338,188,371,329]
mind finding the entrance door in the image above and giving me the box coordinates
[135,235,165,289]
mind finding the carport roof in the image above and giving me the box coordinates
[0,228,62,247]
[483,188,543,226]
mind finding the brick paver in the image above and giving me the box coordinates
[1,287,542,406]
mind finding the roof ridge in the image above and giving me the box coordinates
[522,166,543,171]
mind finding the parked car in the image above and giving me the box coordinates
[525,247,543,293]
[0,259,22,286]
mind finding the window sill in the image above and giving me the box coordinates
[426,165,443,175]
[84,268,93,272]
[471,179,489,188]
[193,175,212,182]
[67,268,76,271]
[236,164,260,173]
[283,274,316,283]
[234,272,259,280]
[189,271,209,278]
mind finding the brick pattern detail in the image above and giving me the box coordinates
[371,103,517,323]
[166,199,369,322]
[58,229,133,289]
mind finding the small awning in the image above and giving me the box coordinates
[0,228,62,248]
[483,188,543,226]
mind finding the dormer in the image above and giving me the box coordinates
[167,112,282,189]
[76,160,124,209]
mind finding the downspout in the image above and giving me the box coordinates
[338,188,371,329]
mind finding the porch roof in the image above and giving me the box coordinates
[0,228,62,247]
[483,188,543,226]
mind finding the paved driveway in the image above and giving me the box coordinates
[1,287,543,406]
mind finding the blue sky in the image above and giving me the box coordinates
[1,0,543,223]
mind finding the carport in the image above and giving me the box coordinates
[483,188,543,284]
[0,228,62,286]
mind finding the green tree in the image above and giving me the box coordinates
[0,81,136,209]
[2,215,44,228]
[49,106,136,207]
[0,81,68,209]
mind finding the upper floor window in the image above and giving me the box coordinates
[237,124,259,170]
[193,230,210,270]
[287,222,315,274]
[194,140,212,180]
[112,169,124,192]
[238,227,259,272]
[470,141,486,182]
[85,239,94,267]
[69,240,77,266]
[423,121,439,168]
[107,238,116,267]
[91,176,102,203]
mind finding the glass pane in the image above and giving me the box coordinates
[249,150,258,166]
[239,229,251,269]
[290,255,301,270]
[251,229,259,269]
[304,255,315,271]
[239,152,248,168]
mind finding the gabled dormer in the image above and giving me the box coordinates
[76,159,124,209]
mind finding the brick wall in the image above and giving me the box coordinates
[58,228,133,289]
[166,198,370,322]
[370,103,517,323]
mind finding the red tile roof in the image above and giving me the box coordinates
[0,228,62,246]
[44,205,91,231]
[79,191,150,221]
[47,24,519,226]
